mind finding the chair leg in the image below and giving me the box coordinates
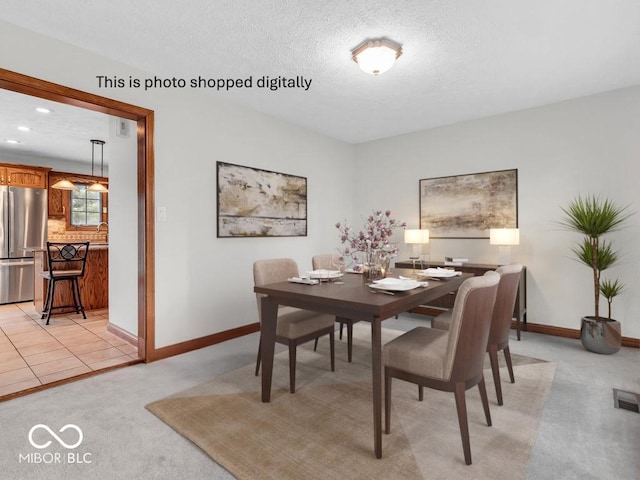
[503,346,515,384]
[418,385,424,401]
[289,343,297,394]
[339,321,344,340]
[346,321,353,363]
[329,330,335,372]
[384,367,392,434]
[255,337,261,376]
[478,376,492,427]
[313,338,318,351]
[42,278,54,324]
[488,344,503,406]
[453,382,472,465]
[72,278,86,319]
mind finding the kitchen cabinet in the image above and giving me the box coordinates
[47,171,109,222]
[47,173,66,217]
[33,244,109,313]
[0,163,50,188]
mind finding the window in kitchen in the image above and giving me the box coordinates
[70,183,103,226]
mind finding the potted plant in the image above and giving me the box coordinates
[560,195,632,354]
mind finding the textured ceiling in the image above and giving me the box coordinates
[1,0,640,147]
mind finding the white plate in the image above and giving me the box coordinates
[369,278,422,291]
[306,270,344,280]
[418,268,461,278]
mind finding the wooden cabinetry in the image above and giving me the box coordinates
[47,173,67,217]
[394,260,527,339]
[47,171,108,221]
[33,245,109,313]
[0,163,50,188]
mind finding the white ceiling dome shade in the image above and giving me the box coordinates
[352,38,403,75]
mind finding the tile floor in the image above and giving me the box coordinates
[0,302,138,397]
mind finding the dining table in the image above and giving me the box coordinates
[254,267,472,458]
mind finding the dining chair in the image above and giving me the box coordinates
[311,254,358,362]
[40,241,91,325]
[253,258,335,393]
[383,271,500,465]
[431,264,523,406]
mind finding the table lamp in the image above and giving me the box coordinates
[404,229,430,273]
[489,228,519,265]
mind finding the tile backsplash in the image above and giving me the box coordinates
[47,218,108,243]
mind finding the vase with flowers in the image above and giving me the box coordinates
[336,210,407,281]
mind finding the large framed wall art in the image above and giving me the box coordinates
[217,161,307,237]
[419,169,518,239]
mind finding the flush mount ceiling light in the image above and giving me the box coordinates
[351,38,403,75]
[88,139,108,193]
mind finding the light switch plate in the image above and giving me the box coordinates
[157,206,167,222]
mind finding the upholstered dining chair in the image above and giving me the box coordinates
[431,264,523,406]
[383,271,500,465]
[253,258,335,393]
[311,254,358,362]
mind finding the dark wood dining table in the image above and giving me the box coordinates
[254,268,472,458]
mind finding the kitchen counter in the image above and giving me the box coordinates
[33,244,109,313]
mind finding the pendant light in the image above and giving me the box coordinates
[88,139,108,193]
[51,177,78,190]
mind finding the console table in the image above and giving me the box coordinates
[394,260,527,340]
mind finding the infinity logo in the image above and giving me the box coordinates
[28,424,83,449]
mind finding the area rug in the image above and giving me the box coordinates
[146,324,556,480]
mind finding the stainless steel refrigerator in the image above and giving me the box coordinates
[0,186,47,304]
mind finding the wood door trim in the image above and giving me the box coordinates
[0,67,156,362]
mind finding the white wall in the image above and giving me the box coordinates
[0,21,355,348]
[355,86,640,338]
[2,19,638,345]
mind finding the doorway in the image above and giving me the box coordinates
[0,67,156,398]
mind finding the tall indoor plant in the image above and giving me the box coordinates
[560,195,632,354]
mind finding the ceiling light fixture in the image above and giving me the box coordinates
[35,107,51,113]
[87,139,108,193]
[352,38,403,75]
[5,139,20,144]
[50,178,78,191]
[17,126,30,132]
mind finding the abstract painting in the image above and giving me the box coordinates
[419,169,518,238]
[217,162,307,237]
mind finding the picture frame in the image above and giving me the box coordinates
[216,161,307,238]
[419,169,518,239]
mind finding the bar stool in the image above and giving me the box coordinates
[40,242,90,325]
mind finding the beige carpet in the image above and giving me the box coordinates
[146,324,556,480]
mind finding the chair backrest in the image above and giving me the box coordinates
[253,258,299,320]
[312,254,333,270]
[46,242,90,276]
[443,271,500,383]
[489,264,523,346]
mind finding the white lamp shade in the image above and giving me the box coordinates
[88,182,108,193]
[404,229,430,244]
[352,38,402,75]
[51,178,77,191]
[489,228,520,245]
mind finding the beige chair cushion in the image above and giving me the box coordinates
[383,326,449,380]
[254,258,335,340]
[430,310,452,331]
[384,271,500,382]
[276,308,335,339]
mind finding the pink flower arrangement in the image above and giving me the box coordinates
[336,210,407,265]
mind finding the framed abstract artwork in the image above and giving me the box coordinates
[419,169,518,239]
[216,161,307,237]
